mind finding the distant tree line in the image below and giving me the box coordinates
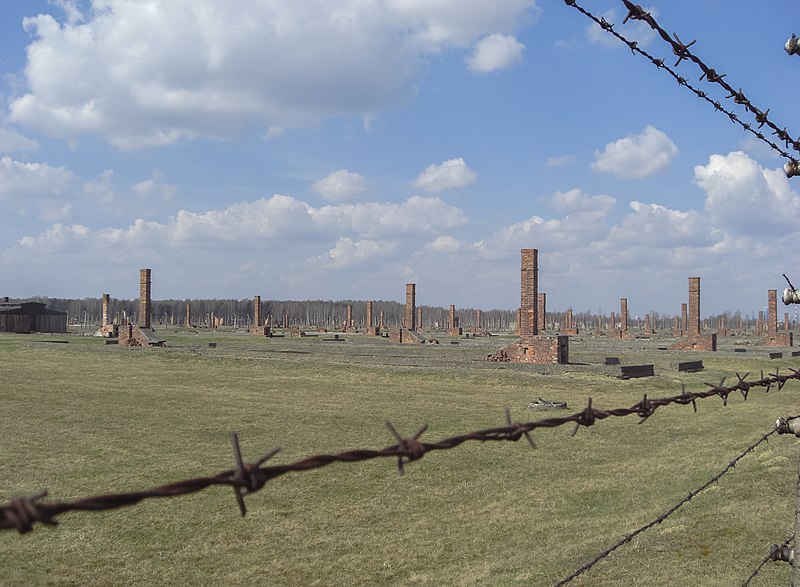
[14,296,789,332]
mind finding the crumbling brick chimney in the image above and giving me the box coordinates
[139,269,151,329]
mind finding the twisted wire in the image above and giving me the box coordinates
[563,0,798,163]
[741,533,795,586]
[1,368,798,534]
[556,426,787,585]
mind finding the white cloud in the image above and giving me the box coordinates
[549,188,614,215]
[0,156,76,201]
[608,201,720,247]
[426,235,462,253]
[313,237,397,269]
[695,151,800,234]
[311,169,367,202]
[132,171,177,201]
[413,157,478,192]
[9,0,538,147]
[546,154,575,167]
[0,128,39,153]
[591,125,678,179]
[467,33,524,73]
[19,223,88,251]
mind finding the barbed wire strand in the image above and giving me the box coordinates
[563,0,799,163]
[1,368,798,535]
[555,425,790,585]
[742,533,795,586]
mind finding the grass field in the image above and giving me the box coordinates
[1,328,799,586]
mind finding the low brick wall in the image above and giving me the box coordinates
[487,335,569,364]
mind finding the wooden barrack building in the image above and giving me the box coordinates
[0,298,68,334]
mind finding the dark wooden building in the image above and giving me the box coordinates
[0,298,68,333]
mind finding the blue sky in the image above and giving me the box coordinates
[1,0,799,319]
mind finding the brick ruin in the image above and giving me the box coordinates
[668,277,716,351]
[757,311,764,335]
[118,268,164,347]
[537,292,547,332]
[250,295,270,336]
[487,248,568,364]
[561,308,578,335]
[448,304,462,336]
[786,313,791,332]
[185,302,192,329]
[391,283,423,343]
[759,289,793,346]
[343,303,357,333]
[138,269,151,329]
[681,303,687,336]
[406,284,416,330]
[365,301,381,336]
[616,298,634,339]
[97,293,118,337]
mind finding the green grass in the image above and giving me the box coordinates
[0,329,798,586]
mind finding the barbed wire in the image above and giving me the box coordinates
[563,0,799,169]
[1,367,799,535]
[742,533,795,586]
[556,424,790,585]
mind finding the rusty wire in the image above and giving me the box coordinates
[563,0,799,164]
[1,368,799,535]
[742,533,795,586]
[556,423,793,585]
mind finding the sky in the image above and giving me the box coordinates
[1,0,800,319]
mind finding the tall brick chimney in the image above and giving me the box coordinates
[520,248,538,336]
[253,295,262,328]
[139,269,151,329]
[405,284,416,331]
[367,301,374,328]
[620,298,628,334]
[768,289,778,333]
[102,293,110,328]
[681,303,687,334]
[688,277,700,336]
[538,293,546,332]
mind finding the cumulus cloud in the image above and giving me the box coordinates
[591,125,678,179]
[311,169,367,201]
[132,171,177,201]
[426,235,462,253]
[9,0,538,147]
[467,33,524,72]
[0,156,76,201]
[608,201,720,247]
[478,190,614,258]
[19,223,88,251]
[549,188,615,215]
[695,151,800,234]
[313,237,397,269]
[413,157,478,192]
[0,128,39,153]
[18,193,465,253]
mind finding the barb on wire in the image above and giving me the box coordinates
[555,424,792,585]
[742,533,794,586]
[1,369,799,535]
[564,0,800,171]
